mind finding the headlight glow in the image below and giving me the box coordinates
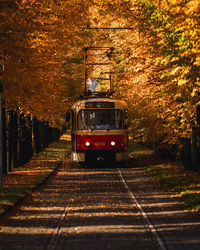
[110,141,116,146]
[85,141,91,147]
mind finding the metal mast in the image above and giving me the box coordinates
[83,47,114,96]
[82,26,133,96]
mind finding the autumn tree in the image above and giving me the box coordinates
[88,0,200,156]
[1,0,93,127]
[86,0,166,146]
[2,0,200,154]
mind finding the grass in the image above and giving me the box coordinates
[0,132,71,215]
[136,150,200,212]
[129,143,200,212]
[147,163,200,212]
[129,143,154,158]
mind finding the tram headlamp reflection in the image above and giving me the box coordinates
[85,141,91,147]
[110,141,116,146]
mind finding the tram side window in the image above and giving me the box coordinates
[77,110,93,130]
[77,109,124,130]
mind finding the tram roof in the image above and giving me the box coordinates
[71,97,127,111]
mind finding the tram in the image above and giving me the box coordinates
[67,94,129,164]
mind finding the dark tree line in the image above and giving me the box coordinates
[178,105,200,172]
[181,127,200,172]
[2,108,62,175]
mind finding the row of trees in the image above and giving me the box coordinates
[1,0,200,171]
[0,0,94,127]
[3,110,62,174]
[0,0,93,186]
[0,106,62,187]
[89,0,200,171]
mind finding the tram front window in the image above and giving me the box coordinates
[77,109,124,130]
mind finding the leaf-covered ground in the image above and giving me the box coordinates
[147,163,200,212]
[0,132,71,215]
[131,144,200,212]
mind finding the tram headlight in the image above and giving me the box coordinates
[110,141,116,146]
[85,141,91,147]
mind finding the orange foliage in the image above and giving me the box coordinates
[2,0,200,145]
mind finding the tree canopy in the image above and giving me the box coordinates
[1,0,199,145]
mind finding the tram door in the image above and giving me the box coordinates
[71,109,76,152]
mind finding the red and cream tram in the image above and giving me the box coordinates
[68,96,129,164]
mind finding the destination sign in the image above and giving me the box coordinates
[85,102,115,108]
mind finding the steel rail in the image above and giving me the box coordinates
[118,168,167,250]
[46,171,84,250]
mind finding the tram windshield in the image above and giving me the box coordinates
[77,109,124,130]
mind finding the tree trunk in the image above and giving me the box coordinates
[183,138,192,171]
[2,106,7,174]
[191,127,199,172]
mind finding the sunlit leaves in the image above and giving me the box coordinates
[91,0,200,144]
[131,0,200,140]
[2,0,200,143]
[1,0,92,127]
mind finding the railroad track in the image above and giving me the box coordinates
[45,164,84,250]
[0,158,199,250]
[118,168,167,250]
[46,164,167,250]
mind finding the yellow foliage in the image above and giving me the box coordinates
[1,0,200,141]
[194,57,200,66]
[177,79,187,86]
[1,0,91,127]
[186,0,200,15]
